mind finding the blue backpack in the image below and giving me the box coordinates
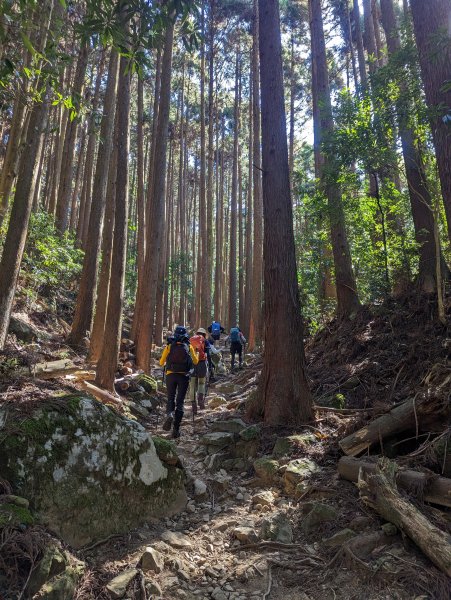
[211,321,221,335]
[230,327,240,343]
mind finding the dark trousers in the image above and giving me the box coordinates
[230,341,243,368]
[166,373,190,427]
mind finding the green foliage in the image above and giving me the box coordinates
[21,211,84,299]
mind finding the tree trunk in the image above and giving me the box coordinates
[228,50,240,330]
[409,0,451,242]
[358,459,451,576]
[252,0,313,425]
[0,0,55,348]
[134,21,174,370]
[248,0,264,351]
[339,394,448,456]
[353,0,368,93]
[88,119,118,364]
[55,43,89,232]
[310,0,360,317]
[95,48,130,391]
[136,75,146,295]
[68,51,119,348]
[380,0,445,292]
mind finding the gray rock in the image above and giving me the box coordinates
[232,526,260,544]
[106,569,138,599]
[253,457,280,485]
[211,587,228,600]
[252,491,275,508]
[161,530,193,549]
[302,503,338,533]
[210,418,247,434]
[239,425,261,442]
[260,513,293,544]
[272,434,316,458]
[194,479,208,497]
[201,432,235,449]
[141,546,164,573]
[0,396,187,549]
[146,581,163,597]
[323,528,356,547]
[283,458,319,496]
[27,544,67,596]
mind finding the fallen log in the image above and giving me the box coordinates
[358,459,451,576]
[339,456,451,508]
[339,395,447,456]
[25,359,79,379]
[80,380,123,408]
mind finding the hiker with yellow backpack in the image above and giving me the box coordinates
[159,325,198,438]
[189,327,213,415]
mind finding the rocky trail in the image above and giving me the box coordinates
[2,297,451,599]
[70,350,450,600]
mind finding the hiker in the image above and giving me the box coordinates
[159,325,198,438]
[229,325,246,371]
[189,327,213,414]
[208,320,225,346]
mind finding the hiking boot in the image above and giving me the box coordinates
[162,413,174,431]
[239,362,243,369]
[191,401,198,416]
[172,426,181,439]
[198,393,205,410]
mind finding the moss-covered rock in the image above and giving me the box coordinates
[239,425,261,442]
[253,457,280,485]
[0,395,187,548]
[283,458,319,495]
[272,433,316,458]
[153,436,180,466]
[27,545,67,597]
[210,418,247,434]
[0,501,34,527]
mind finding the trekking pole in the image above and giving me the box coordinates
[193,377,198,424]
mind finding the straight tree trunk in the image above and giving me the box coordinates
[252,0,313,425]
[68,51,119,347]
[55,43,89,232]
[248,0,264,350]
[88,119,118,364]
[134,21,175,370]
[136,75,146,294]
[310,0,361,317]
[199,2,208,325]
[228,50,240,329]
[409,0,451,241]
[0,0,55,348]
[95,47,130,391]
[380,0,444,292]
[353,0,368,93]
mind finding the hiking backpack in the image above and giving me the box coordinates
[211,321,221,335]
[190,335,207,361]
[166,342,193,373]
[230,327,241,343]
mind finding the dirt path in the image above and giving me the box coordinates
[79,354,449,600]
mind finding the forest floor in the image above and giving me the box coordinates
[1,292,451,599]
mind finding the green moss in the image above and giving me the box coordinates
[153,436,178,463]
[0,502,34,527]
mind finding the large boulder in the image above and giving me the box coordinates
[0,394,187,548]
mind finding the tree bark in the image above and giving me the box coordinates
[134,21,174,370]
[248,0,263,350]
[358,459,451,576]
[409,0,451,242]
[253,0,313,425]
[310,0,360,317]
[228,50,240,330]
[339,395,448,456]
[95,48,130,391]
[55,43,89,232]
[68,51,119,347]
[339,456,451,509]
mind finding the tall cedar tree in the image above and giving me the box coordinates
[254,0,313,425]
[95,48,130,391]
[409,0,451,242]
[309,0,360,316]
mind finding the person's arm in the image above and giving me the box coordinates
[240,333,247,345]
[208,325,212,333]
[159,344,170,366]
[220,326,225,333]
[189,344,199,365]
